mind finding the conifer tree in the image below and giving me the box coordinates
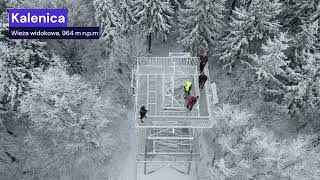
[178,0,225,54]
[168,0,183,10]
[218,0,281,72]
[119,0,137,32]
[0,27,51,179]
[94,0,124,44]
[280,0,319,33]
[134,0,174,52]
[255,21,320,126]
[0,1,7,16]
[0,30,51,112]
[283,21,320,117]
[256,33,290,81]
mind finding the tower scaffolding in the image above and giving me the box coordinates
[132,53,216,177]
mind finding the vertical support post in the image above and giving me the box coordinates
[187,131,194,175]
[194,64,200,116]
[135,74,139,127]
[162,74,165,109]
[147,74,149,111]
[135,127,140,180]
[135,58,140,127]
[148,33,152,53]
[171,62,176,107]
[144,130,148,174]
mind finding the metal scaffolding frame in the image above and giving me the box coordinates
[132,53,215,176]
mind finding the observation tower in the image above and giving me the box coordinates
[132,52,217,177]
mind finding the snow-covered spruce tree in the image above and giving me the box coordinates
[252,21,320,131]
[252,32,291,106]
[218,0,281,73]
[22,0,98,75]
[119,0,137,32]
[312,2,320,25]
[0,29,52,179]
[0,123,25,179]
[178,0,225,54]
[280,0,319,33]
[19,63,120,178]
[134,0,174,52]
[23,0,96,26]
[94,0,124,44]
[0,59,24,179]
[168,0,183,10]
[282,21,320,121]
[283,52,320,124]
[0,1,6,15]
[293,20,319,62]
[0,30,51,112]
[255,32,290,82]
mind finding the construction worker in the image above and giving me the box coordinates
[184,81,192,96]
[199,73,208,89]
[199,51,208,73]
[187,96,199,111]
[140,106,148,123]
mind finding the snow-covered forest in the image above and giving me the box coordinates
[0,0,320,179]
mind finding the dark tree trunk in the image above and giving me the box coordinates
[229,0,238,19]
[5,151,16,162]
[6,130,16,137]
[246,0,252,9]
[147,33,152,53]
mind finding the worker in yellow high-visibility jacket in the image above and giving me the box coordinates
[184,81,192,96]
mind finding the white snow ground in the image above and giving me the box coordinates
[149,37,184,57]
[137,166,197,180]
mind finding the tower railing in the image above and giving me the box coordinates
[134,53,216,177]
[134,56,215,129]
[137,57,199,66]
